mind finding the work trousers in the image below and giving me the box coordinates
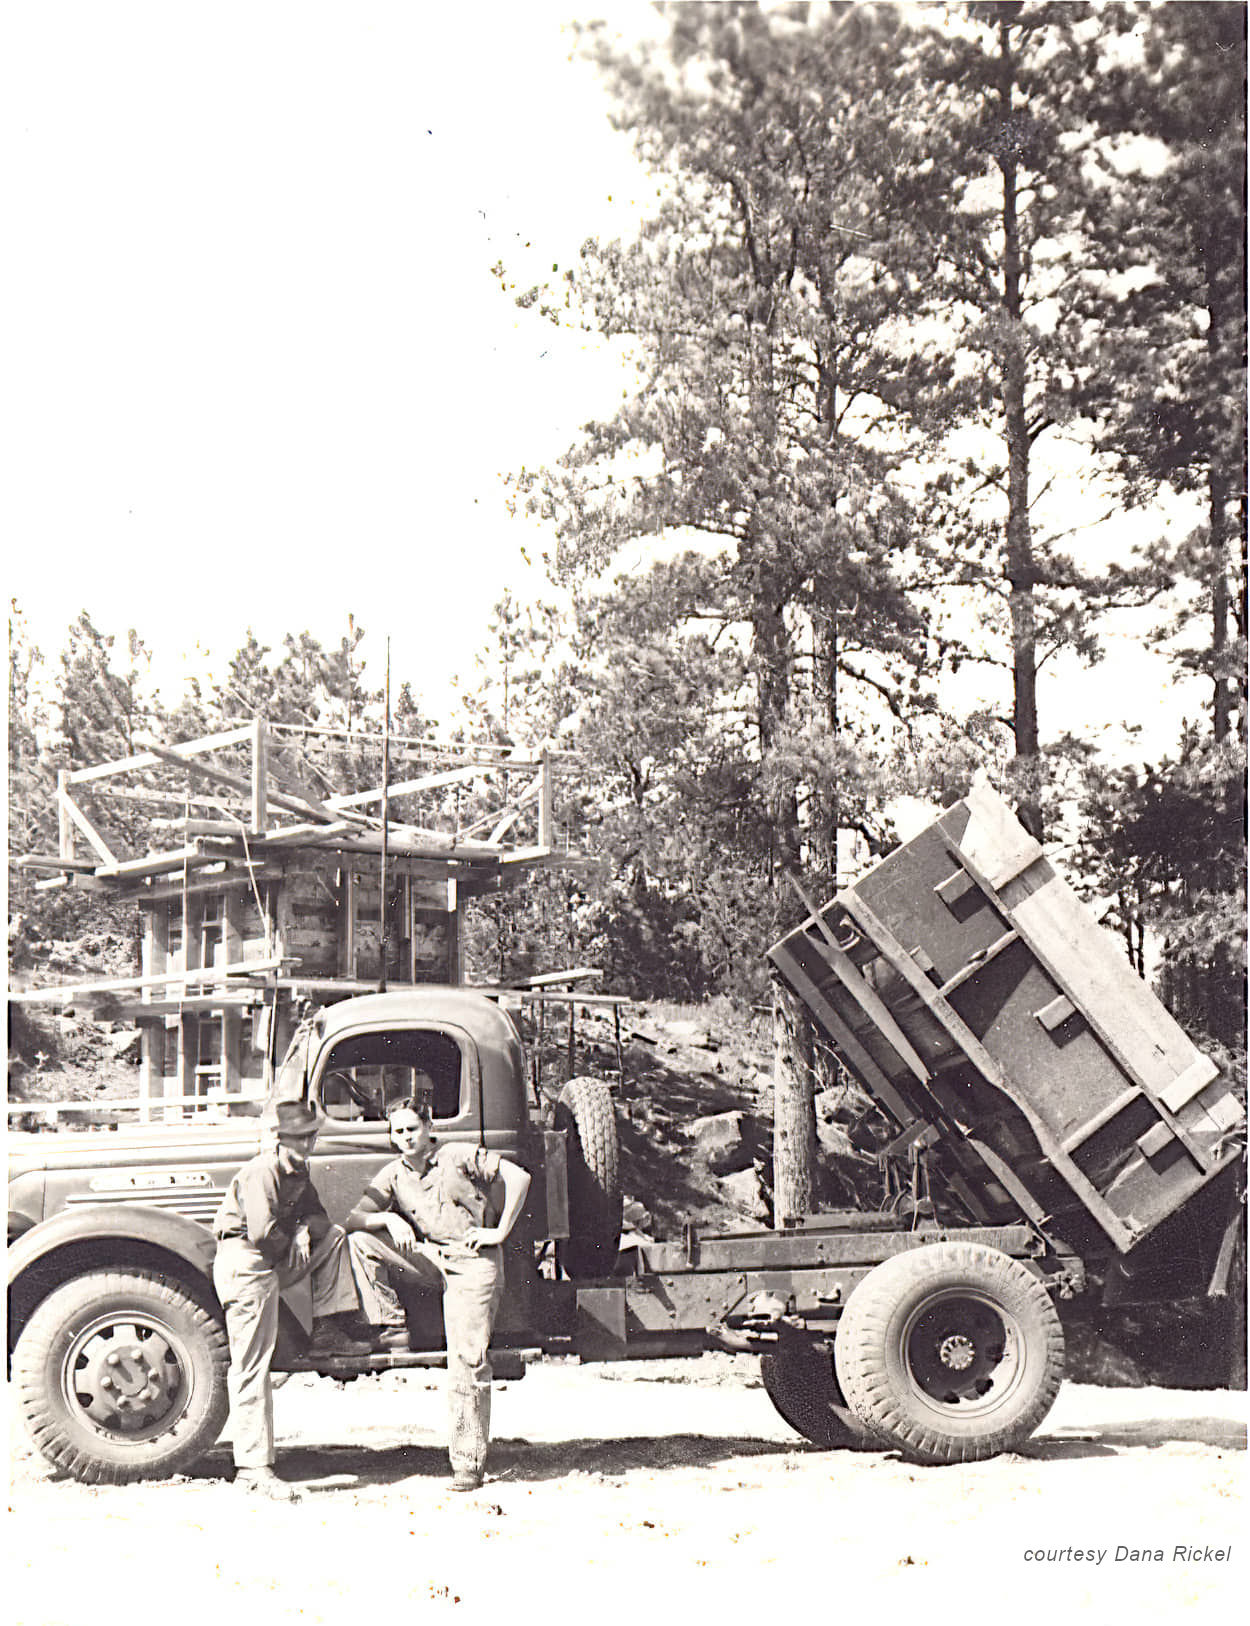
[212,1226,358,1468]
[349,1232,504,1476]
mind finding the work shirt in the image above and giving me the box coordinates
[355,1144,503,1244]
[213,1146,330,1266]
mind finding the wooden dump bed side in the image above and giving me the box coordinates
[768,785,1244,1253]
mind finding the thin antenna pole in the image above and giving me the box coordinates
[378,638,391,993]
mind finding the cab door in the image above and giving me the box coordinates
[306,1023,478,1223]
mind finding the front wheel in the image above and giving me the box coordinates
[13,1268,230,1484]
[834,1242,1064,1464]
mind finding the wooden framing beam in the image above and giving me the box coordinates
[57,769,73,858]
[114,993,263,1021]
[538,747,554,848]
[11,954,287,1003]
[66,725,255,785]
[326,765,482,810]
[141,742,341,826]
[55,788,120,866]
[251,716,268,833]
[125,866,283,905]
[93,845,225,880]
[90,786,241,811]
[220,890,244,1095]
[16,855,102,873]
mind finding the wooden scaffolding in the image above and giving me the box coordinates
[13,718,578,1120]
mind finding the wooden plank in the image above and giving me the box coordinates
[124,866,284,904]
[114,993,262,1021]
[1161,1058,1227,1114]
[66,725,255,785]
[445,876,460,983]
[16,854,101,873]
[141,741,340,826]
[326,765,481,809]
[57,769,73,858]
[220,891,243,1095]
[90,785,240,811]
[538,748,554,848]
[294,828,503,861]
[937,930,1021,998]
[140,907,168,1123]
[483,775,542,842]
[256,820,356,846]
[93,845,225,880]
[150,818,247,835]
[1060,1086,1143,1154]
[8,1091,270,1118]
[251,716,268,833]
[10,954,287,1002]
[506,967,604,989]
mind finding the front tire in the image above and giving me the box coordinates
[555,1076,622,1280]
[834,1242,1064,1464]
[13,1268,230,1484]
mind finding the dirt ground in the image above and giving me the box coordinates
[7,1354,1245,1626]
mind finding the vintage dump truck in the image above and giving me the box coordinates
[8,785,1245,1482]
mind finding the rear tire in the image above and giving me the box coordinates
[759,1333,871,1450]
[555,1077,622,1280]
[834,1241,1064,1464]
[13,1268,229,1484]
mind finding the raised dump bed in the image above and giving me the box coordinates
[769,783,1243,1256]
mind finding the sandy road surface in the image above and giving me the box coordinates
[8,1356,1245,1626]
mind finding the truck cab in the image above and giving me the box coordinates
[7,987,620,1484]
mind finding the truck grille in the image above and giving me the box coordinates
[65,1189,225,1226]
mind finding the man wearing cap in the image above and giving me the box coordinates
[346,1096,532,1491]
[212,1098,369,1499]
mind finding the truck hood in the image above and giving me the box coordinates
[8,1120,267,1177]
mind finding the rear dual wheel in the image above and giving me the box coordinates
[759,1333,870,1450]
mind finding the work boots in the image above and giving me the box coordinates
[306,1315,374,1358]
[236,1466,302,1503]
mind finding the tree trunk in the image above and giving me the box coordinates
[812,612,840,886]
[772,981,818,1226]
[1209,466,1233,742]
[754,584,802,872]
[997,18,1042,841]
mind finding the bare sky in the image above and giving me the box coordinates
[7,1,652,723]
[6,1,1208,764]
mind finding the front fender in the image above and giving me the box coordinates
[6,1202,218,1291]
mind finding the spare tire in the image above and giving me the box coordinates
[834,1241,1065,1464]
[760,1332,872,1450]
[555,1076,622,1280]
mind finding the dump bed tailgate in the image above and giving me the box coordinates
[768,784,1243,1252]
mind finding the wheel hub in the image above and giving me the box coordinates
[938,1333,976,1372]
[67,1320,188,1436]
[904,1293,1016,1409]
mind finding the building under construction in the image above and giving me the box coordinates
[14,719,596,1121]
